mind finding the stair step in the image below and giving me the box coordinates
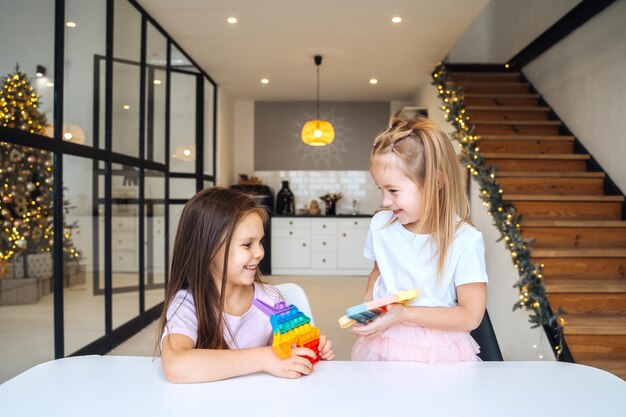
[567,334,626,355]
[474,120,561,135]
[574,353,626,380]
[535,257,626,279]
[479,138,574,154]
[534,248,626,257]
[508,199,623,220]
[522,220,626,227]
[549,293,626,314]
[564,314,626,335]
[497,171,603,178]
[464,94,540,107]
[450,82,530,94]
[468,106,550,112]
[502,194,623,202]
[473,120,562,126]
[545,278,626,293]
[479,134,574,141]
[498,176,603,195]
[468,107,551,121]
[521,222,626,247]
[484,153,588,160]
[485,154,588,172]
[449,72,522,83]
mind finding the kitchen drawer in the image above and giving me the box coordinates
[111,217,137,231]
[272,227,311,238]
[338,218,370,229]
[112,250,137,269]
[311,219,337,235]
[272,218,311,229]
[112,231,137,250]
[311,252,337,269]
[312,235,337,251]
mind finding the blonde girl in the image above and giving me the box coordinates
[351,117,488,362]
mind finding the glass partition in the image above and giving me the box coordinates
[145,170,166,310]
[146,22,167,164]
[63,154,104,354]
[170,70,197,174]
[204,78,215,176]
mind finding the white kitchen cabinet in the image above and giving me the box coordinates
[271,218,311,270]
[337,218,372,270]
[271,217,372,275]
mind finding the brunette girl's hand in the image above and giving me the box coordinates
[350,303,403,338]
[263,347,315,379]
[318,334,335,360]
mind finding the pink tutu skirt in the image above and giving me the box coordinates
[351,323,481,362]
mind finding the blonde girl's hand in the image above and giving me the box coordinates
[263,346,315,379]
[350,303,403,338]
[318,334,335,360]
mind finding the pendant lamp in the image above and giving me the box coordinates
[301,55,335,147]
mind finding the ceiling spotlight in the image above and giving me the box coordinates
[122,105,130,110]
[46,82,54,87]
[391,16,402,23]
[227,17,238,24]
[153,79,162,85]
[36,65,46,78]
[261,78,269,84]
[66,21,77,28]
[369,78,378,85]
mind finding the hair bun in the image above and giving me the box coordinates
[388,118,406,130]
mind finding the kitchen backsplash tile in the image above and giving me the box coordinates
[255,171,381,215]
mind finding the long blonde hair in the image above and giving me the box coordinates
[371,117,471,280]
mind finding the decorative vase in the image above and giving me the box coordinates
[275,181,295,215]
[325,200,336,216]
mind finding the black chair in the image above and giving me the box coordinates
[470,310,503,361]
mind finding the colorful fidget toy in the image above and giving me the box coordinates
[252,298,320,364]
[338,289,420,328]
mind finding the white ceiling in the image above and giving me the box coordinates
[137,0,489,101]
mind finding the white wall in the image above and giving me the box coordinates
[233,100,255,180]
[523,0,626,193]
[447,0,582,63]
[216,89,235,187]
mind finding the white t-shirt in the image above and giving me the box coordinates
[364,210,488,308]
[162,282,281,349]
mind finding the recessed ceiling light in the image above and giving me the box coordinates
[369,78,378,85]
[122,105,130,110]
[46,82,54,87]
[227,17,238,24]
[391,16,402,24]
[153,79,162,85]
[261,78,269,84]
[66,21,77,28]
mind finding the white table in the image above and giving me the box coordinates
[1,356,624,416]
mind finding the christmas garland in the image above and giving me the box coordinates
[431,63,564,357]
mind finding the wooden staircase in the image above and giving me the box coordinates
[448,70,626,379]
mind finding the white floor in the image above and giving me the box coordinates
[1,274,366,383]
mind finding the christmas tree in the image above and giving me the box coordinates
[0,65,81,271]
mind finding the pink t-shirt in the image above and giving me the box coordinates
[162,282,281,349]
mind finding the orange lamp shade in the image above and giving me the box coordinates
[301,119,335,147]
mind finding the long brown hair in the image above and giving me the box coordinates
[157,187,268,353]
[371,117,471,281]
